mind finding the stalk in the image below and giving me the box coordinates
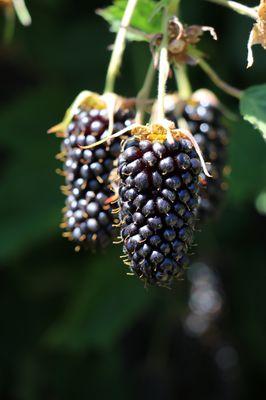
[3,5,15,44]
[156,7,170,122]
[13,0,31,26]
[135,60,156,124]
[174,65,192,100]
[104,0,138,94]
[169,0,181,14]
[207,0,257,20]
[198,59,243,99]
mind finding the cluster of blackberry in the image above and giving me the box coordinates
[165,91,229,220]
[59,102,134,249]
[117,126,201,286]
[52,89,229,286]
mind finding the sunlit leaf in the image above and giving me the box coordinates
[98,0,163,42]
[228,120,266,203]
[240,84,266,138]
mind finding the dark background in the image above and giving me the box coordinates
[0,0,266,399]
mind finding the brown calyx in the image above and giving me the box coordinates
[48,91,133,137]
[0,0,12,8]
[131,122,190,143]
[152,17,217,66]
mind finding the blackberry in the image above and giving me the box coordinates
[166,90,229,219]
[117,122,201,287]
[53,92,134,249]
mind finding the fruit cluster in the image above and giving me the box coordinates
[55,93,134,250]
[52,89,229,286]
[118,124,201,286]
[165,90,229,220]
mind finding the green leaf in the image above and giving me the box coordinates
[228,120,266,203]
[98,0,163,42]
[240,84,266,139]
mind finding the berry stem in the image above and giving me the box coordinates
[156,6,170,122]
[104,0,139,94]
[207,0,258,20]
[3,5,15,44]
[174,65,192,101]
[122,25,152,41]
[169,0,181,14]
[198,59,243,99]
[12,0,31,26]
[135,60,156,124]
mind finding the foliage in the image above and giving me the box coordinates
[98,0,163,41]
[240,84,266,139]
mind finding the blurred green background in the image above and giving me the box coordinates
[0,0,266,399]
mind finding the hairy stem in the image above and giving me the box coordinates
[207,0,257,20]
[104,0,138,93]
[174,65,192,100]
[13,0,31,26]
[198,59,243,99]
[135,60,156,124]
[156,7,170,122]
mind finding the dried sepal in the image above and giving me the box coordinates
[247,0,266,68]
[132,122,212,177]
[82,118,211,178]
[0,0,12,7]
[48,91,130,137]
[167,17,217,66]
[149,18,217,67]
[48,91,103,136]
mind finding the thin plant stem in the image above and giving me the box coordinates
[104,0,138,93]
[198,59,243,99]
[169,0,181,14]
[3,5,15,44]
[135,60,156,124]
[207,0,257,20]
[174,65,192,100]
[156,7,170,122]
[123,25,151,41]
[13,0,31,26]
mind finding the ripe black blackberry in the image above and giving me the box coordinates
[166,90,229,219]
[52,92,134,249]
[117,122,202,287]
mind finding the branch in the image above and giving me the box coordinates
[104,0,139,93]
[135,60,156,124]
[13,0,31,26]
[207,0,258,20]
[198,59,243,99]
[174,65,192,101]
[156,7,170,121]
